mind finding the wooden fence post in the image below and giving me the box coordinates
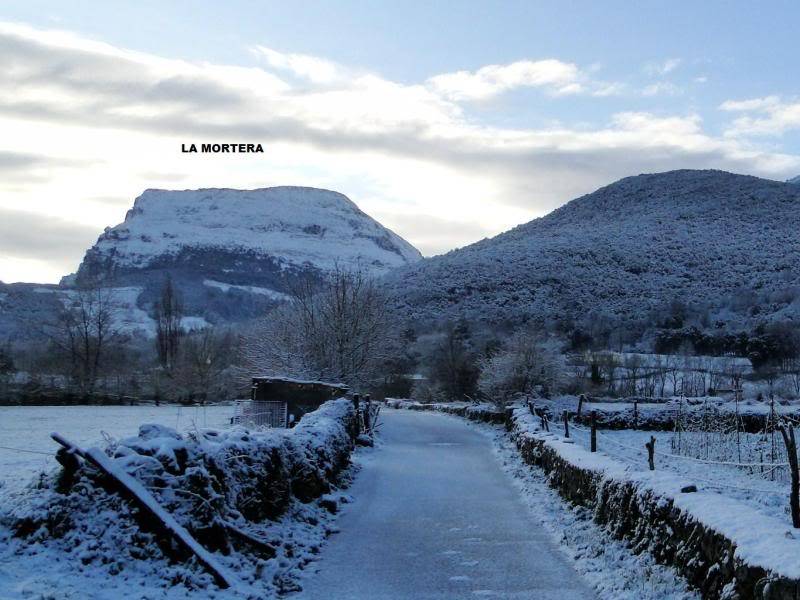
[778,422,800,528]
[563,410,570,438]
[633,399,639,430]
[577,394,585,418]
[646,435,656,471]
[590,411,597,452]
[352,394,361,435]
[364,395,372,432]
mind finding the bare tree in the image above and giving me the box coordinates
[0,344,15,395]
[172,328,237,402]
[598,352,620,395]
[666,354,681,397]
[786,358,800,398]
[48,285,119,395]
[245,267,393,387]
[623,354,642,396]
[155,277,183,372]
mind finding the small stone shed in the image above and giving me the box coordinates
[250,376,350,427]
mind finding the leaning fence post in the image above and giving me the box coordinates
[646,435,656,470]
[563,410,570,438]
[577,394,585,418]
[590,411,597,452]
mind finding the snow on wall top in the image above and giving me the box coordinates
[84,186,422,275]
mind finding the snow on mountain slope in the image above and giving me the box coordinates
[31,286,209,338]
[386,170,800,333]
[788,175,800,185]
[76,186,421,280]
[202,279,291,301]
[60,186,422,331]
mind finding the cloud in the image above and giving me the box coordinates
[592,82,626,97]
[642,81,682,97]
[137,171,190,183]
[1,22,799,281]
[0,150,91,183]
[0,151,44,170]
[3,20,784,187]
[425,59,625,101]
[426,59,584,101]
[645,58,682,76]
[379,212,496,256]
[252,45,348,85]
[639,58,683,97]
[721,96,800,136]
[0,207,99,265]
[720,96,781,112]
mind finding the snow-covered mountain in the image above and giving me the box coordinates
[75,186,420,283]
[386,170,800,336]
[788,175,800,185]
[44,186,420,334]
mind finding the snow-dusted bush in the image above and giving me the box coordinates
[414,321,481,402]
[478,331,565,406]
[410,376,446,403]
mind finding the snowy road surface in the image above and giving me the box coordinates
[298,409,595,599]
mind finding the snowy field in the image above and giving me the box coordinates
[0,404,233,496]
[517,395,800,526]
[565,424,794,525]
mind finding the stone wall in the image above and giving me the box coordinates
[509,409,800,600]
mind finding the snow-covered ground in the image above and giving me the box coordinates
[0,404,233,497]
[565,424,793,525]
[530,396,798,525]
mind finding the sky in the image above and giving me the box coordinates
[2,1,800,284]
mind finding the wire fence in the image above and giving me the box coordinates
[0,444,54,456]
[565,417,789,497]
[0,404,235,492]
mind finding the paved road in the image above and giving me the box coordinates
[298,409,595,599]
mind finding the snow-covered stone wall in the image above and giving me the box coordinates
[508,408,800,599]
[3,398,359,595]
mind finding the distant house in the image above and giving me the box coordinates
[234,377,349,428]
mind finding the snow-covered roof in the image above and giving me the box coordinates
[252,376,349,389]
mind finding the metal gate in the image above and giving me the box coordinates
[233,400,288,429]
